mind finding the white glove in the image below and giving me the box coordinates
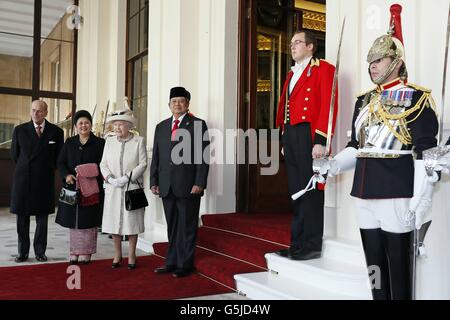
[108,177,125,188]
[327,147,358,177]
[409,160,436,229]
[435,152,450,175]
[117,175,130,185]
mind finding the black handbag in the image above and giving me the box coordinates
[59,185,79,206]
[125,171,148,211]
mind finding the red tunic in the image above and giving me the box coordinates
[276,58,338,145]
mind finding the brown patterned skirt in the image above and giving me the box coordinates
[70,227,98,255]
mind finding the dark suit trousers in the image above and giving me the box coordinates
[283,123,324,252]
[16,215,48,256]
[162,189,201,269]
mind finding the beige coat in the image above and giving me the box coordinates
[100,135,147,235]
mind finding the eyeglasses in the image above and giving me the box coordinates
[290,40,307,48]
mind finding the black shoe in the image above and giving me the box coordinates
[35,254,48,262]
[112,257,122,269]
[81,260,91,265]
[128,263,136,270]
[154,265,176,273]
[172,268,194,278]
[275,248,292,258]
[289,250,321,261]
[69,260,78,265]
[14,255,28,263]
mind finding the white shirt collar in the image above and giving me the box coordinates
[172,113,187,125]
[33,119,46,131]
[291,56,312,73]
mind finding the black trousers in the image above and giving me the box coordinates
[162,189,201,269]
[360,228,413,300]
[283,123,324,252]
[16,215,48,256]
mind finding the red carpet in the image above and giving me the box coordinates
[201,212,292,245]
[0,255,231,300]
[153,212,292,290]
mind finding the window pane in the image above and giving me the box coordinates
[0,33,33,89]
[133,58,142,99]
[140,0,148,10]
[0,94,32,149]
[142,55,148,96]
[42,0,75,42]
[139,9,148,52]
[129,0,140,18]
[0,0,34,36]
[41,97,72,140]
[133,97,147,139]
[40,39,73,93]
[128,15,139,58]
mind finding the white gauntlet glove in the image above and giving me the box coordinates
[409,160,436,230]
[327,147,358,177]
[435,152,450,175]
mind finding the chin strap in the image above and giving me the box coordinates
[370,57,401,85]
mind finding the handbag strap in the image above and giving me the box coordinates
[126,170,144,191]
[126,170,133,191]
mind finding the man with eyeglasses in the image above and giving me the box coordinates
[274,30,338,261]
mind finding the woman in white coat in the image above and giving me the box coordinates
[100,106,147,270]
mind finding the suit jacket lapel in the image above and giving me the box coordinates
[162,117,172,143]
[179,113,191,130]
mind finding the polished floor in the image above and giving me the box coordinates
[0,207,247,300]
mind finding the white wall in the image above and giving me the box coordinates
[76,0,126,117]
[327,0,450,299]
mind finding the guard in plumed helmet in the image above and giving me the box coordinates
[317,4,438,299]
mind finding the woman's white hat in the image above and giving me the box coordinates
[106,97,137,127]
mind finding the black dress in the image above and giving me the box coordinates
[56,133,105,229]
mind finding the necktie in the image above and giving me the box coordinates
[171,119,180,141]
[36,125,42,138]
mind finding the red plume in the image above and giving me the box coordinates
[390,4,404,45]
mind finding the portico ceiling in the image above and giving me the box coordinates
[0,0,73,57]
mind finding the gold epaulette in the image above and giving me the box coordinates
[310,57,320,67]
[406,83,432,93]
[356,88,376,98]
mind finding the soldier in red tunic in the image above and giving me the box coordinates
[274,30,338,261]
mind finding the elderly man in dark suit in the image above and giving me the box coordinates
[150,87,209,278]
[10,100,64,263]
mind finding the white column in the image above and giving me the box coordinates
[141,0,239,250]
[76,0,126,115]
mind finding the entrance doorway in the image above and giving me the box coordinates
[237,0,326,213]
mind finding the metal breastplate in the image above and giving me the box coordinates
[359,116,405,149]
[356,90,413,158]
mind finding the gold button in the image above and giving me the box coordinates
[305,97,309,101]
[302,116,306,120]
[304,107,308,111]
[307,88,311,92]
